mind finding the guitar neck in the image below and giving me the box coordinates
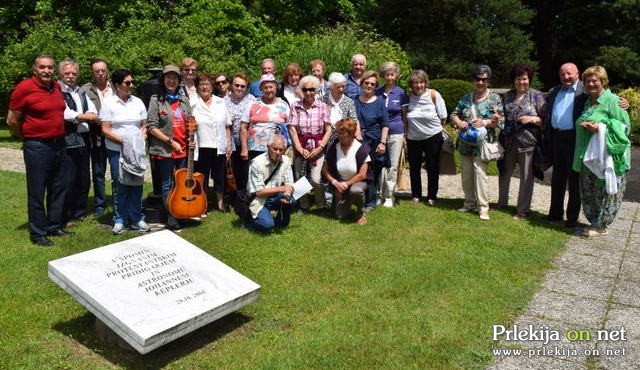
[187,132,195,180]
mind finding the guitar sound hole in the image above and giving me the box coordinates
[185,179,195,188]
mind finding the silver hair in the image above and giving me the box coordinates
[327,72,346,87]
[472,64,492,79]
[379,61,400,76]
[267,133,286,147]
[299,75,320,89]
[351,54,366,65]
[58,59,79,72]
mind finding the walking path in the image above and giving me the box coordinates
[1,146,638,369]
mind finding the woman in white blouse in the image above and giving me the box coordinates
[192,73,232,213]
[403,70,448,206]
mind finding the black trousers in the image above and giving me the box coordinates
[195,147,226,194]
[23,138,67,238]
[64,133,91,221]
[548,129,581,223]
[407,133,443,200]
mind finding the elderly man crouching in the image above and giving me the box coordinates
[246,134,295,232]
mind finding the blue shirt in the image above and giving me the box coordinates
[551,82,577,130]
[354,96,389,144]
[376,85,408,135]
[249,80,263,98]
[344,73,362,100]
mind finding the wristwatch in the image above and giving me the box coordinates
[167,138,173,145]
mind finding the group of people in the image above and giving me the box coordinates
[6,53,632,244]
[450,62,630,238]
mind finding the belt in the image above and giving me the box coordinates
[24,137,65,144]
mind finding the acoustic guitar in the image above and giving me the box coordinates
[166,116,208,219]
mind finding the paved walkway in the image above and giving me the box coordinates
[1,146,638,368]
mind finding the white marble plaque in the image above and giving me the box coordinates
[48,230,260,354]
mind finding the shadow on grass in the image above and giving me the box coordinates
[53,310,252,369]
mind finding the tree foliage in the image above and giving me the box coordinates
[368,0,536,86]
[3,0,640,110]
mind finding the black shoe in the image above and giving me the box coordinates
[565,220,578,228]
[31,236,54,247]
[167,217,182,230]
[48,229,75,237]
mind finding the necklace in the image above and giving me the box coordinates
[474,89,490,101]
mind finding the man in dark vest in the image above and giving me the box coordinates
[59,59,100,224]
[7,55,72,246]
[82,59,113,216]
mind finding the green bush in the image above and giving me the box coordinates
[617,87,640,146]
[254,23,411,87]
[428,79,474,116]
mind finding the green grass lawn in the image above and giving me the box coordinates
[0,124,23,149]
[0,169,571,369]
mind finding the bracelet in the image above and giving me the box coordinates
[167,138,173,145]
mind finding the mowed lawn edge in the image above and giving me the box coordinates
[0,169,570,369]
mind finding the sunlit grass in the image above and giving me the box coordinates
[0,170,569,369]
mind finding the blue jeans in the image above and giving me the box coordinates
[23,138,67,238]
[152,157,187,207]
[107,149,144,225]
[246,193,295,232]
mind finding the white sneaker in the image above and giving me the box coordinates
[131,220,150,232]
[383,198,394,208]
[112,222,125,234]
[479,211,490,220]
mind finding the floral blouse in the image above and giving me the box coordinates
[502,88,546,136]
[450,91,504,155]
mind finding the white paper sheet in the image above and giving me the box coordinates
[292,176,313,200]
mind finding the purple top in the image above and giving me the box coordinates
[376,85,408,135]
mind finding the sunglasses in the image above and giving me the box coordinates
[301,87,316,93]
[182,68,196,72]
[363,81,377,86]
[123,80,136,86]
[215,80,228,85]
[233,83,247,88]
[474,77,489,82]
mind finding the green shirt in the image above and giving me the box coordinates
[572,89,631,176]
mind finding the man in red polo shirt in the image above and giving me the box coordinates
[7,54,74,246]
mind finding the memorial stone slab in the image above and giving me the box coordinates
[48,230,260,354]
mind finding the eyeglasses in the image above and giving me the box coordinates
[123,80,135,86]
[270,146,285,153]
[182,68,196,72]
[474,77,489,82]
[233,83,247,88]
[198,82,212,87]
[363,81,377,86]
[215,80,228,85]
[301,87,316,93]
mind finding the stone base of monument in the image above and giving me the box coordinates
[95,317,137,352]
[48,230,260,354]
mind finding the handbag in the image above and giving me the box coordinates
[233,161,282,221]
[396,145,409,191]
[480,139,504,162]
[441,129,455,154]
[225,158,237,192]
